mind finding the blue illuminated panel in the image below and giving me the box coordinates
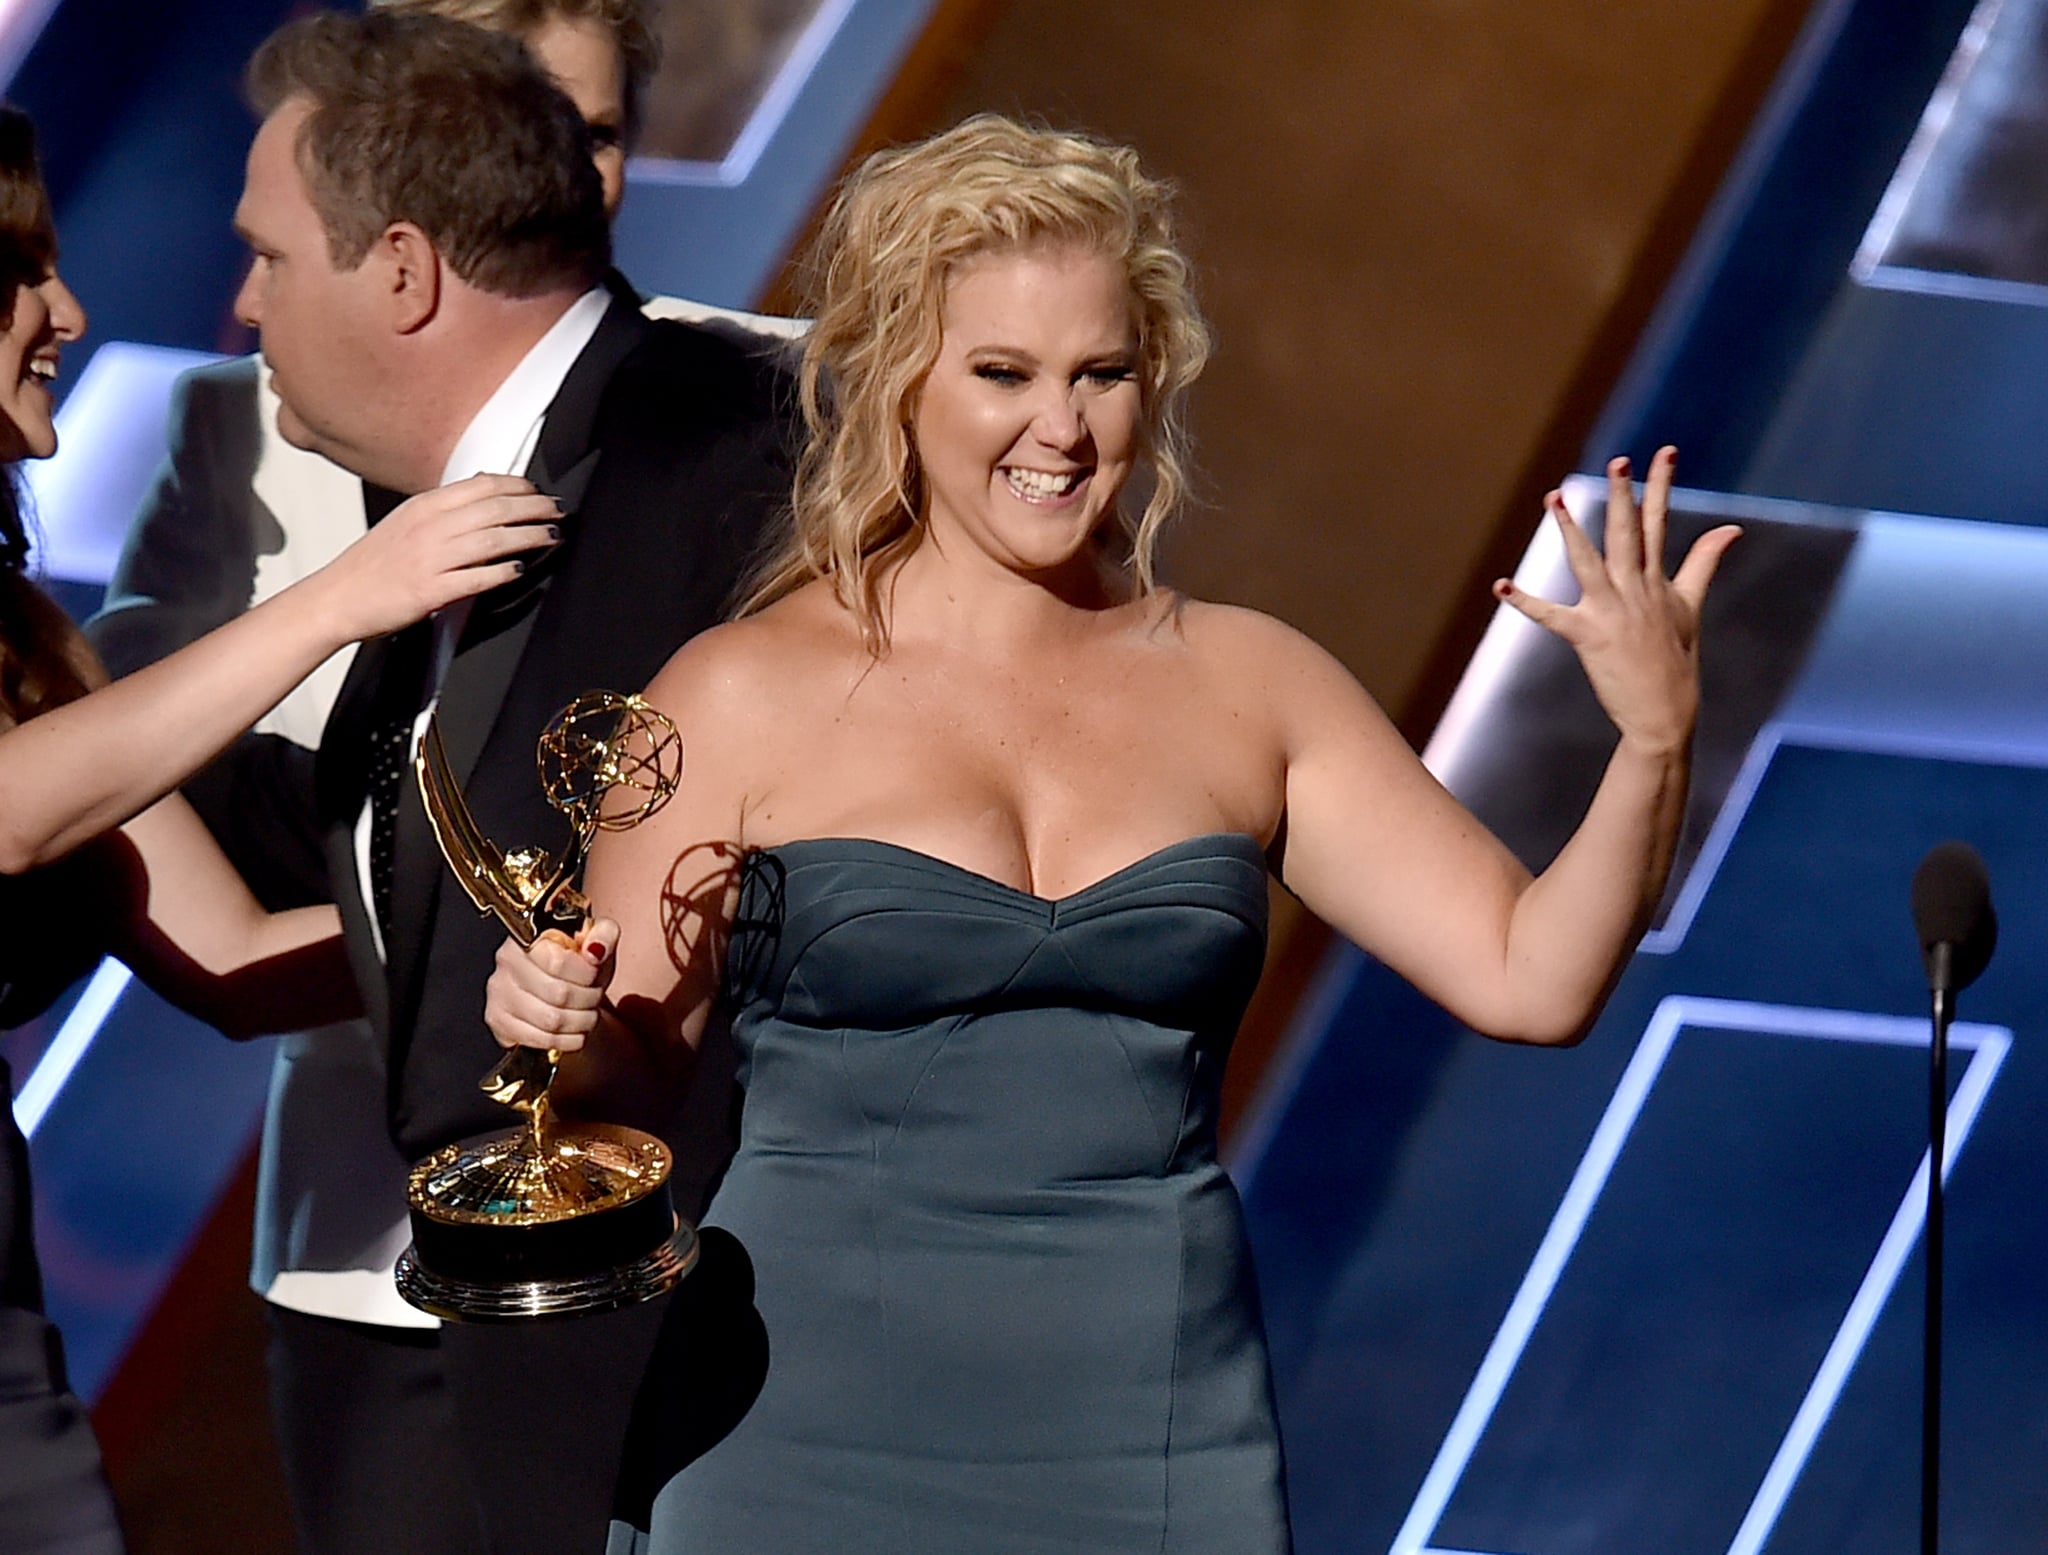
[614,0,940,306]
[1233,0,2048,1544]
[1236,492,2048,1553]
[1394,998,2007,1555]
[19,979,274,1396]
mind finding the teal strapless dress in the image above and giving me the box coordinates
[611,832,1290,1554]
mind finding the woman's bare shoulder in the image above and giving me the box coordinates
[1165,595,1349,677]
[641,581,859,721]
[1163,595,1398,746]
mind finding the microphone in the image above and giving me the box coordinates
[1907,839,1995,1555]
[1911,841,1997,994]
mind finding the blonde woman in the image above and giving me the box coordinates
[487,116,1737,1553]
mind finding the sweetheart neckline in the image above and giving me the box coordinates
[754,831,1267,910]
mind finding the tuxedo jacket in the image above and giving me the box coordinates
[89,289,796,1555]
[87,281,804,912]
[320,296,797,1161]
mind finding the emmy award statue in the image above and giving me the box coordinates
[393,690,698,1320]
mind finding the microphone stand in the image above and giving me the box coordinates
[1922,940,1951,1555]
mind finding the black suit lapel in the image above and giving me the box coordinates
[418,294,648,798]
[530,296,646,498]
[382,587,558,1041]
[314,482,414,827]
[382,297,650,1055]
[531,445,600,517]
[421,299,644,794]
[385,312,799,1158]
[315,634,379,828]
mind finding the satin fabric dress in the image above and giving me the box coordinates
[611,832,1290,1554]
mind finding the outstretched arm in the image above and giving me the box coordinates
[1275,446,1738,1045]
[77,792,359,1038]
[0,474,558,873]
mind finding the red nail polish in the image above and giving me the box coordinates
[586,941,608,964]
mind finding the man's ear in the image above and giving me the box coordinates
[378,222,442,333]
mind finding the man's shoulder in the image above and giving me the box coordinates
[625,311,796,379]
[637,293,808,344]
[602,312,801,439]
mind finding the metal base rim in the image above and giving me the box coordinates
[394,1221,698,1322]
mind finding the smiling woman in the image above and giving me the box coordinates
[483,114,1738,1554]
[908,244,1144,585]
[0,259,81,465]
[0,102,127,1555]
[743,117,1206,646]
[0,110,82,468]
[0,106,94,740]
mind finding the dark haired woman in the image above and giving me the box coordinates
[0,104,556,1549]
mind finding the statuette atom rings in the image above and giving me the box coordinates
[537,690,683,836]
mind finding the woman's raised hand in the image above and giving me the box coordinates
[483,918,619,1053]
[1493,446,1740,757]
[305,474,562,644]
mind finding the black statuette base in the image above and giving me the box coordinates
[396,1221,698,1322]
[408,1162,682,1285]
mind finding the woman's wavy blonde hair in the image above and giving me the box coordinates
[741,114,1211,650]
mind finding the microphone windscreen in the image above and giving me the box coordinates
[1911,840,1998,992]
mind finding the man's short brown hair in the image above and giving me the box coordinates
[246,10,609,298]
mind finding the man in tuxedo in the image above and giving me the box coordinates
[95,12,794,1553]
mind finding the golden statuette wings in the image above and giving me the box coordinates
[396,690,692,1321]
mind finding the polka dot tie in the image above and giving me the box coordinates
[363,618,433,946]
[367,710,414,942]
